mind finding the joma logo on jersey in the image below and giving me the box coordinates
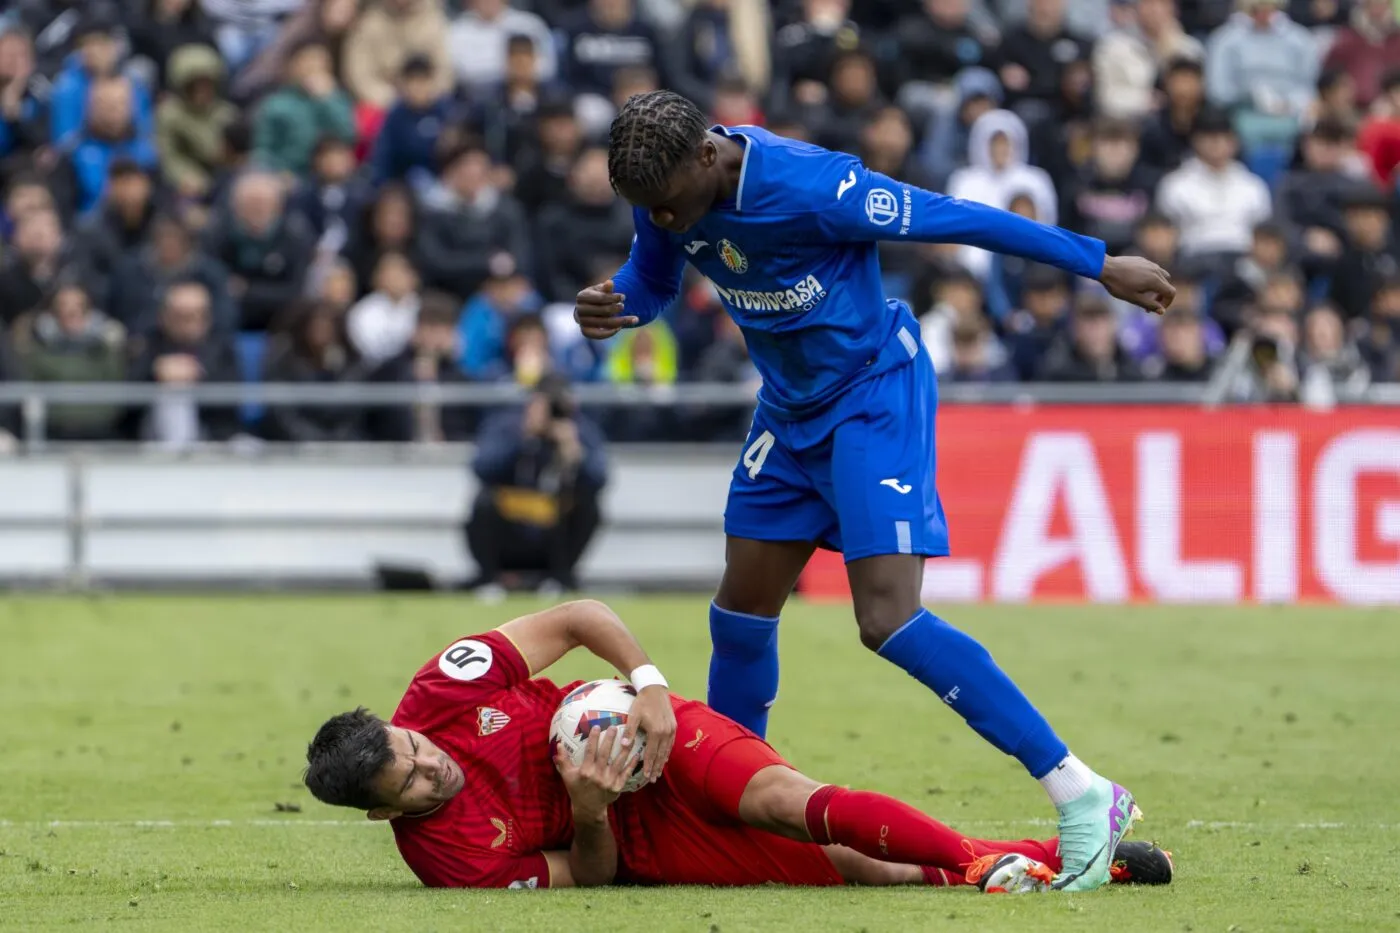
[713,274,827,313]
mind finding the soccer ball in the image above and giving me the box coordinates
[550,679,648,793]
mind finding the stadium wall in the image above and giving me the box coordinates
[0,406,1396,602]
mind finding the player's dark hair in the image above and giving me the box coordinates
[304,708,396,810]
[607,90,708,196]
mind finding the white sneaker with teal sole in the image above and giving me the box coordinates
[1051,777,1142,891]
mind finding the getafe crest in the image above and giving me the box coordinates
[717,239,748,274]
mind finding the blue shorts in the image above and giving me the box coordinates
[723,350,950,562]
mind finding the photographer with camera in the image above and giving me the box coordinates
[464,373,606,597]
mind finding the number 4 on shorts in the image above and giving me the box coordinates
[743,430,775,479]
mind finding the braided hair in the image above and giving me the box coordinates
[607,90,708,197]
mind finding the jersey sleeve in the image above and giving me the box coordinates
[808,155,1107,281]
[611,207,685,327]
[399,834,553,889]
[392,629,532,732]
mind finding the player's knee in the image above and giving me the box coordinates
[853,598,913,652]
[714,576,787,619]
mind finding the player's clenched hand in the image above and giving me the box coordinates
[574,280,639,340]
[555,726,632,817]
[625,684,676,784]
[1098,255,1176,315]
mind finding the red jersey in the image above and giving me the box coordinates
[390,630,842,889]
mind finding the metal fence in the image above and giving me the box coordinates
[4,379,1399,446]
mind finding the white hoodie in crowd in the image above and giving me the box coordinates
[1156,157,1271,257]
[347,292,423,366]
[947,109,1059,279]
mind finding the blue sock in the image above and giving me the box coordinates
[877,608,1068,779]
[707,602,780,738]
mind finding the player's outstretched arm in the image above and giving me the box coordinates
[576,208,684,340]
[499,600,677,782]
[814,162,1175,313]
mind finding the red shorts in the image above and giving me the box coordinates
[612,699,843,887]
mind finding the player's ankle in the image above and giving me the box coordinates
[1038,754,1095,807]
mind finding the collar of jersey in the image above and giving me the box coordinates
[710,124,755,212]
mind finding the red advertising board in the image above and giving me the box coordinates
[799,406,1400,605]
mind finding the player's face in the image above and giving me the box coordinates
[615,143,717,234]
[368,726,466,818]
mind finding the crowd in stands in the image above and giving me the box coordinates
[0,0,1397,445]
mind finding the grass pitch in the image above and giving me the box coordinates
[1,596,1397,932]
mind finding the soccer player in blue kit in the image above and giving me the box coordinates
[574,91,1176,892]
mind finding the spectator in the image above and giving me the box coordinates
[1297,302,1371,404]
[49,12,155,145]
[667,0,773,113]
[2,173,58,244]
[495,312,557,386]
[252,38,355,177]
[1157,107,1272,274]
[1004,264,1071,379]
[71,160,162,307]
[346,182,418,297]
[1275,119,1369,265]
[1213,221,1292,335]
[537,147,636,302]
[512,98,582,215]
[944,317,1016,383]
[16,0,101,79]
[1204,0,1317,163]
[416,139,532,301]
[1145,304,1214,380]
[985,193,1045,320]
[1328,187,1400,322]
[994,0,1092,125]
[346,250,422,366]
[1039,292,1142,381]
[155,43,237,200]
[130,0,219,92]
[896,0,998,92]
[709,76,765,127]
[1140,56,1206,174]
[11,282,126,440]
[1093,0,1203,121]
[368,55,451,190]
[262,299,373,442]
[0,29,50,163]
[203,170,316,331]
[459,255,547,380]
[0,207,67,325]
[1313,69,1359,128]
[109,211,235,334]
[369,291,475,443]
[918,66,1003,189]
[773,0,863,109]
[948,108,1058,278]
[290,135,371,253]
[1128,211,1181,270]
[466,374,606,595]
[200,0,304,73]
[54,76,160,217]
[129,277,241,445]
[313,256,360,317]
[472,37,569,172]
[340,0,450,112]
[205,117,254,210]
[448,0,557,99]
[1357,69,1400,189]
[1358,275,1400,380]
[918,269,985,372]
[228,0,360,104]
[1220,300,1302,401]
[604,323,680,440]
[1321,0,1400,110]
[1062,118,1160,255]
[811,49,885,156]
[560,0,663,100]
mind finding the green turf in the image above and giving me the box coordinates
[1,597,1397,932]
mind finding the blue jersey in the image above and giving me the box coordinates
[611,125,1107,419]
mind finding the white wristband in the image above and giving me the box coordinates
[629,664,668,691]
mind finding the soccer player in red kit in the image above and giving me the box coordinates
[303,600,1172,890]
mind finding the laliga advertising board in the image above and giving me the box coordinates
[800,406,1400,605]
